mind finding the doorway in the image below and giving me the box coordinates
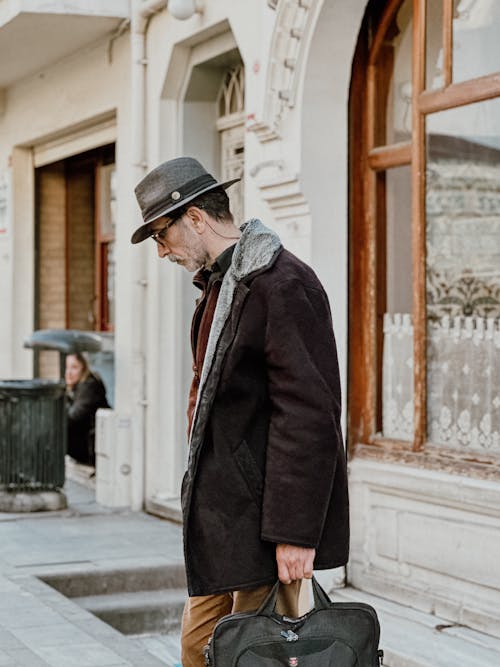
[35,144,116,379]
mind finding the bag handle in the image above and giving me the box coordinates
[311,576,333,610]
[257,576,332,617]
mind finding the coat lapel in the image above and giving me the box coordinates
[188,219,282,449]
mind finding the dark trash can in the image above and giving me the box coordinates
[0,379,67,512]
[0,329,112,512]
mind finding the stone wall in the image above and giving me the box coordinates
[349,458,500,638]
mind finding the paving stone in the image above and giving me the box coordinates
[0,578,17,593]
[3,648,51,666]
[0,591,37,610]
[70,617,123,640]
[134,633,181,666]
[0,650,11,666]
[0,608,62,630]
[0,630,24,651]
[30,643,131,667]
[9,623,93,648]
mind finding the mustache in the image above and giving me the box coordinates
[168,255,183,263]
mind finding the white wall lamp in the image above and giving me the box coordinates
[168,0,204,20]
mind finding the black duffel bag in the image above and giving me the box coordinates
[204,576,383,666]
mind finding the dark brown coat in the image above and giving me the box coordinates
[181,219,349,596]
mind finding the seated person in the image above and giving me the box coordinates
[65,352,109,466]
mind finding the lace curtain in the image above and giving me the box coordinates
[382,314,414,441]
[382,313,500,452]
[428,316,500,451]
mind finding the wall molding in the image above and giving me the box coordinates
[257,171,309,221]
[32,112,117,167]
[247,0,318,143]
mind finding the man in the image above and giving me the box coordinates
[132,157,349,666]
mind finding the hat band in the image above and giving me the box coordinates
[144,173,218,222]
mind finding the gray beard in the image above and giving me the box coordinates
[169,253,209,272]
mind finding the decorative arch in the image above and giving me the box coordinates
[247,0,317,143]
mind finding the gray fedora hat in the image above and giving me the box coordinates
[131,156,240,244]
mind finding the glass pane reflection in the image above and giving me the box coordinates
[381,166,414,441]
[426,99,500,452]
[453,0,500,83]
[107,241,115,329]
[426,0,444,90]
[373,0,413,146]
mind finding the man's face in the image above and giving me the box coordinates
[150,211,210,272]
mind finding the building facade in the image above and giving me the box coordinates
[1,0,499,659]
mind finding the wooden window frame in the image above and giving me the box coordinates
[348,0,500,476]
[94,160,116,333]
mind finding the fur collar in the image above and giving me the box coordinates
[231,218,282,281]
[189,219,282,444]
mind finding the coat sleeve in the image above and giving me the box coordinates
[67,377,108,424]
[261,277,343,548]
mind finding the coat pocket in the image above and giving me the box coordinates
[233,439,264,506]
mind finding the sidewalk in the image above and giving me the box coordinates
[0,479,185,667]
[4,479,500,667]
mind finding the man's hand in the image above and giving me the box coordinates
[276,544,315,584]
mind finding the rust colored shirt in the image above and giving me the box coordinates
[187,244,236,436]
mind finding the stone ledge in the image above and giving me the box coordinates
[348,458,500,515]
[146,496,182,524]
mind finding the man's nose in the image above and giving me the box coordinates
[157,244,169,258]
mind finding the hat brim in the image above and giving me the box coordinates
[131,177,240,244]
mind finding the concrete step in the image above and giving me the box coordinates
[40,562,187,636]
[74,587,187,635]
[40,561,187,597]
[335,587,500,667]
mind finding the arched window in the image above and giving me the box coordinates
[217,65,245,119]
[349,0,500,467]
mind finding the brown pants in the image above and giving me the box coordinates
[181,581,302,667]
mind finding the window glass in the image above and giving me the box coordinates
[453,0,500,83]
[381,166,414,441]
[98,164,116,330]
[107,168,116,329]
[99,165,116,239]
[106,241,115,329]
[374,0,413,146]
[426,0,444,89]
[426,99,500,452]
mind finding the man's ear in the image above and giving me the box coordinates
[186,206,205,233]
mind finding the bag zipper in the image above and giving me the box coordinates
[233,633,351,664]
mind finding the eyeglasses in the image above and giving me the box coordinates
[150,221,175,246]
[150,210,186,247]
